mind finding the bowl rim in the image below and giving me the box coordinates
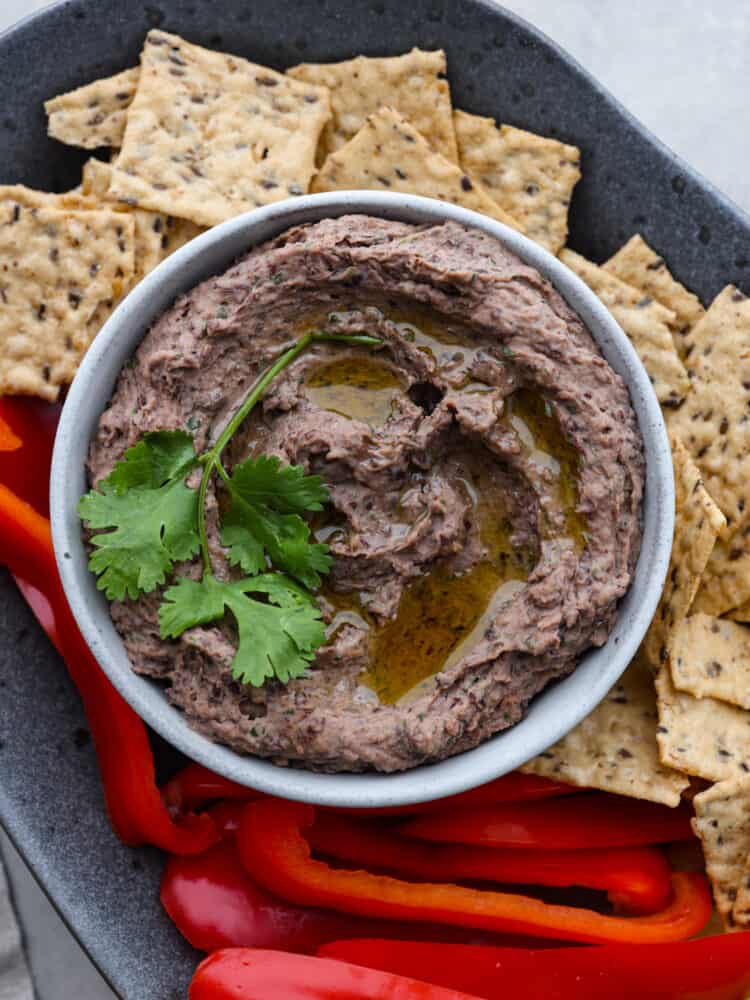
[50,190,674,807]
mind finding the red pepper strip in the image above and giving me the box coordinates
[399,795,696,849]
[319,936,750,1000]
[162,840,564,952]
[237,800,711,944]
[0,482,219,854]
[307,813,673,915]
[207,800,248,839]
[0,415,21,452]
[189,948,482,1000]
[162,762,262,816]
[0,396,60,514]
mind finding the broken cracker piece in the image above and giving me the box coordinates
[559,249,690,407]
[655,666,750,783]
[453,110,580,254]
[521,653,688,806]
[604,234,704,357]
[289,49,458,163]
[669,613,750,710]
[108,31,331,228]
[692,776,750,930]
[82,159,203,284]
[312,106,523,231]
[669,285,750,532]
[692,531,750,618]
[0,192,135,400]
[45,66,139,149]
[642,432,725,669]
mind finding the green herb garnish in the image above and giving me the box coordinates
[79,329,381,686]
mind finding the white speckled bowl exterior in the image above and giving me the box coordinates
[51,191,674,808]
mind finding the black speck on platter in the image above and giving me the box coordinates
[0,1,748,997]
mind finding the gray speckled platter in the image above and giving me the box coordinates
[0,2,748,998]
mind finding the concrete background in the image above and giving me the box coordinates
[0,1,748,998]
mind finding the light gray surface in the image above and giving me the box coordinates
[0,845,32,1000]
[0,2,748,1000]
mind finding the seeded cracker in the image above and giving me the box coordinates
[669,614,750,710]
[669,286,750,531]
[655,666,750,783]
[693,535,750,618]
[692,777,750,929]
[559,249,690,407]
[734,851,750,927]
[642,433,725,669]
[604,234,705,358]
[0,192,135,400]
[107,31,331,228]
[82,159,203,284]
[728,600,750,623]
[45,67,139,149]
[453,110,580,254]
[312,107,523,231]
[288,49,458,163]
[520,653,688,805]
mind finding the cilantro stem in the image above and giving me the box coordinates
[195,330,382,574]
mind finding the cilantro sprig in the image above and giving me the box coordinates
[79,329,381,686]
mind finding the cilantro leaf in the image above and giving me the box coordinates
[78,431,200,600]
[159,573,326,686]
[227,454,329,513]
[220,456,333,589]
[103,430,198,494]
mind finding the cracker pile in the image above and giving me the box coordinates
[6,29,750,929]
[525,235,750,931]
[2,31,582,400]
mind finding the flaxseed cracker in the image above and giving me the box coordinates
[288,49,458,164]
[520,653,688,806]
[0,193,135,400]
[604,234,705,359]
[107,31,331,228]
[728,600,750,623]
[692,777,750,930]
[82,159,203,283]
[312,106,523,230]
[642,432,725,669]
[734,852,750,926]
[453,110,580,254]
[693,530,750,618]
[655,666,750,783]
[559,249,691,407]
[45,67,139,149]
[668,285,750,534]
[669,613,750,710]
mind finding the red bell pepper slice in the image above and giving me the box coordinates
[189,948,483,1000]
[0,415,21,452]
[307,813,673,914]
[236,799,711,944]
[162,763,262,816]
[338,773,579,817]
[161,766,576,820]
[0,396,60,514]
[319,936,750,1000]
[399,795,695,849]
[161,840,563,953]
[0,481,219,855]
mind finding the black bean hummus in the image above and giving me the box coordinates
[88,215,645,772]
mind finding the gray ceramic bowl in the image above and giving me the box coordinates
[50,191,673,808]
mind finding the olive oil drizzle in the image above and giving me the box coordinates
[301,312,587,705]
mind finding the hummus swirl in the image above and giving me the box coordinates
[89,216,645,772]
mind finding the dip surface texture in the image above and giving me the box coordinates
[88,216,645,772]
